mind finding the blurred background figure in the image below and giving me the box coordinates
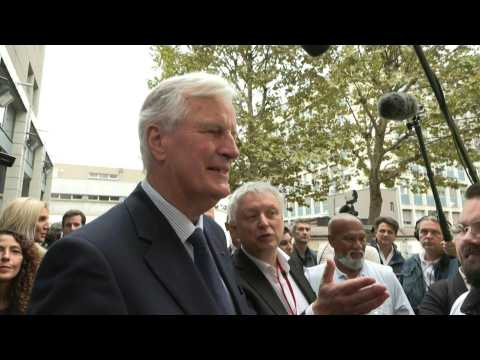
[44,223,62,249]
[0,198,50,258]
[0,230,40,314]
[61,209,86,237]
[279,226,293,256]
[290,220,317,268]
[369,216,405,280]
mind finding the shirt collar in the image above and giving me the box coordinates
[141,179,203,244]
[419,249,441,266]
[334,261,367,280]
[241,247,290,275]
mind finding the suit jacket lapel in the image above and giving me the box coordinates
[235,250,288,315]
[126,185,219,314]
[288,259,317,304]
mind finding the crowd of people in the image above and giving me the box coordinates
[1,71,479,315]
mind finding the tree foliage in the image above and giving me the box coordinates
[149,45,480,221]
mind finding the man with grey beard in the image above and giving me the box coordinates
[450,183,480,315]
[306,213,413,315]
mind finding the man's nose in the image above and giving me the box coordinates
[220,132,239,160]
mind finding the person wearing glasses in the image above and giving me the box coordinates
[449,184,480,315]
[401,216,459,314]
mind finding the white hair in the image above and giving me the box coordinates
[227,181,284,225]
[138,72,236,171]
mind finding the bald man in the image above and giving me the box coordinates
[306,213,413,315]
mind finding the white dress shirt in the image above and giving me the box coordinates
[141,179,233,305]
[379,246,394,266]
[419,250,441,290]
[450,290,469,315]
[241,247,312,315]
[305,260,414,315]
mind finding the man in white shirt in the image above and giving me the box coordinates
[450,183,480,315]
[306,213,414,315]
[228,181,390,315]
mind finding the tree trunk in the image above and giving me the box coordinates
[368,177,383,225]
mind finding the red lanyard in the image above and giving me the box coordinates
[275,259,297,315]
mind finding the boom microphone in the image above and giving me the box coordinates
[301,45,330,57]
[378,92,418,121]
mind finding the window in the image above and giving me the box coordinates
[314,200,321,214]
[298,203,304,217]
[89,172,118,181]
[99,196,109,201]
[305,198,311,216]
[450,188,458,208]
[403,209,412,225]
[439,188,447,207]
[458,168,465,181]
[88,195,98,200]
[447,167,456,179]
[21,175,31,197]
[427,193,435,207]
[1,105,16,140]
[51,193,59,199]
[415,210,425,222]
[73,194,83,200]
[110,196,120,201]
[60,194,71,200]
[400,186,410,205]
[414,192,424,206]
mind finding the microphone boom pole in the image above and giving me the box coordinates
[413,45,479,184]
[407,114,452,242]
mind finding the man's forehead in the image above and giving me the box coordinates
[240,192,280,209]
[460,198,480,223]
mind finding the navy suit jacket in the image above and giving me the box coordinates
[233,249,317,315]
[28,184,253,315]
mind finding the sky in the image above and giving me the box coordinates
[37,45,158,170]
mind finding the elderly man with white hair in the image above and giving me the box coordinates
[306,213,414,315]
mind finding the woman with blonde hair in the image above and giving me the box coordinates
[0,197,50,258]
[0,230,40,314]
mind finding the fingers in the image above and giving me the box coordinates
[326,276,378,297]
[350,289,390,314]
[321,259,336,285]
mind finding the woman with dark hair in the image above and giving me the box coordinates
[0,230,40,314]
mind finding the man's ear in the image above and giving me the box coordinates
[147,124,168,162]
[328,235,334,247]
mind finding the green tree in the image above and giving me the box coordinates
[149,45,480,222]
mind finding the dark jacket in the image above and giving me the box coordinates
[369,240,405,280]
[28,184,253,315]
[460,287,480,315]
[418,266,467,315]
[233,249,317,315]
[401,253,459,314]
[290,245,318,268]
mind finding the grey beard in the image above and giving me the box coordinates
[335,252,364,271]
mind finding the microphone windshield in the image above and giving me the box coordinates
[301,45,330,57]
[378,92,418,121]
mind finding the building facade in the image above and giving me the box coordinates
[0,45,52,210]
[48,163,144,224]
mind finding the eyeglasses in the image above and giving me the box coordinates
[451,221,480,239]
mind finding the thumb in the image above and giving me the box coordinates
[322,259,336,285]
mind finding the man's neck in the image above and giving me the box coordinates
[244,247,278,267]
[295,242,308,256]
[378,242,393,258]
[424,250,441,262]
[146,173,214,223]
[334,259,361,279]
